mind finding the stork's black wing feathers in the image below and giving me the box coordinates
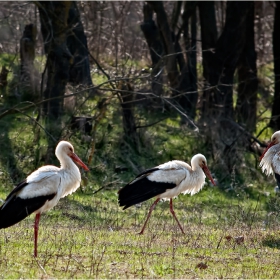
[135,168,160,179]
[0,183,56,229]
[6,180,28,200]
[118,176,176,210]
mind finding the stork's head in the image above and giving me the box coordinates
[191,154,216,185]
[260,131,280,161]
[55,141,89,171]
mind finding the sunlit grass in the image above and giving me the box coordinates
[0,58,279,278]
[0,194,280,279]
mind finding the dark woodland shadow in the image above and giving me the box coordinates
[0,116,25,184]
[262,236,280,249]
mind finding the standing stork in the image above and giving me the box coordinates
[118,154,215,234]
[0,141,89,257]
[260,130,280,187]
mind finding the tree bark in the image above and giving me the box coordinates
[0,67,9,89]
[140,3,164,96]
[67,2,93,88]
[200,2,252,174]
[177,1,198,121]
[140,1,199,124]
[270,1,280,130]
[118,81,139,149]
[236,3,258,132]
[37,0,94,120]
[20,23,38,98]
[208,2,250,120]
[198,1,217,118]
[37,1,73,121]
[37,1,73,161]
[148,1,179,88]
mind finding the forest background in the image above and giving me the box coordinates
[0,1,280,278]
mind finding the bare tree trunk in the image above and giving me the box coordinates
[140,3,164,96]
[37,1,73,161]
[270,1,280,130]
[236,3,258,132]
[140,1,200,126]
[198,1,217,119]
[67,2,93,88]
[148,1,179,88]
[170,1,185,74]
[37,1,73,121]
[20,24,38,99]
[118,81,139,149]
[177,1,198,121]
[208,2,250,119]
[37,0,94,119]
[0,66,9,94]
[201,2,251,174]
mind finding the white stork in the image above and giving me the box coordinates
[118,154,215,234]
[260,130,280,187]
[0,140,89,257]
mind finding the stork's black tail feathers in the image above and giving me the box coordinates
[118,174,176,210]
[0,180,56,229]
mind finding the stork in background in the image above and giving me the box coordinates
[0,141,89,257]
[118,154,215,234]
[260,130,280,189]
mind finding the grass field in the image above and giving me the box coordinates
[0,55,279,278]
[0,185,280,278]
[0,108,279,278]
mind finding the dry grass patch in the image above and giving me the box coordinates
[0,213,280,279]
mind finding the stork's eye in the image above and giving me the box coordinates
[69,147,73,152]
[202,161,206,165]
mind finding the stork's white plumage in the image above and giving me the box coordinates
[118,154,215,234]
[0,140,89,257]
[260,131,280,186]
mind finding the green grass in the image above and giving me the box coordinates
[1,102,279,278]
[0,57,279,278]
[0,166,280,278]
[1,190,280,278]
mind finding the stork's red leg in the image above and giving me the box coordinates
[169,199,185,234]
[34,213,41,257]
[139,198,160,235]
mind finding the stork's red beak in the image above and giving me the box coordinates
[202,165,216,186]
[70,153,89,171]
[260,141,276,161]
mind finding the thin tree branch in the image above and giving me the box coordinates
[135,117,168,129]
[12,108,57,142]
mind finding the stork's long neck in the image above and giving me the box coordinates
[191,165,205,180]
[183,164,206,196]
[189,158,205,183]
[57,155,82,198]
[260,143,280,175]
[59,156,80,176]
[191,164,201,172]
